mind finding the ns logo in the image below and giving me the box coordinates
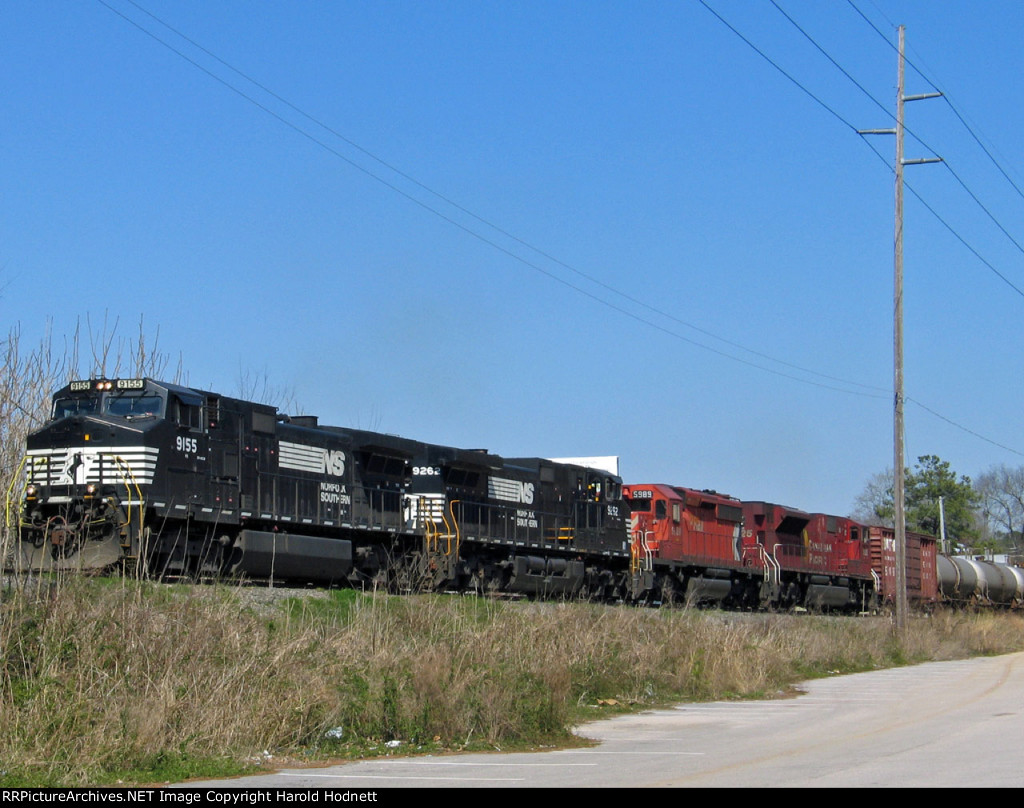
[320,449,345,477]
[489,476,535,505]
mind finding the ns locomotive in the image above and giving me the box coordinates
[13,377,632,598]
[10,377,1024,610]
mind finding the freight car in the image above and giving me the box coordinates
[867,524,1024,609]
[866,525,940,608]
[13,377,633,598]
[936,554,1024,607]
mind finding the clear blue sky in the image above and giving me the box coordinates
[4,1,1023,516]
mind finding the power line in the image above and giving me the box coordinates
[908,398,1024,457]
[768,0,891,123]
[97,0,891,398]
[98,0,1023,456]
[847,0,1024,205]
[695,0,861,135]
[771,0,1024,298]
[700,0,1024,457]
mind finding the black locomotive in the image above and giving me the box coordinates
[16,377,632,597]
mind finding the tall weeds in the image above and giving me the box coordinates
[2,577,1023,787]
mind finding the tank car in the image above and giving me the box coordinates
[936,555,1024,607]
[14,377,632,596]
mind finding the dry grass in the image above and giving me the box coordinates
[2,575,1023,786]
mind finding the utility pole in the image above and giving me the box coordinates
[859,25,941,633]
[938,496,947,555]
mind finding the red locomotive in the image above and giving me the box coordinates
[625,484,931,611]
[624,484,749,606]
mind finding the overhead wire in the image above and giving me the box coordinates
[845,0,1024,288]
[847,0,1024,206]
[97,0,890,398]
[98,0,1020,454]
[706,0,1024,455]
[773,0,1024,299]
[837,1,1024,459]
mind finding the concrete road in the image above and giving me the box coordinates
[179,651,1024,788]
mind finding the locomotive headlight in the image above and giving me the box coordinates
[25,485,37,499]
[85,483,97,497]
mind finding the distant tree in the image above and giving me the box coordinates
[75,313,179,381]
[850,456,981,550]
[905,455,981,550]
[850,469,894,526]
[975,464,1024,551]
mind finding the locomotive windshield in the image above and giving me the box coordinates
[51,383,166,421]
[52,397,99,419]
[104,394,163,418]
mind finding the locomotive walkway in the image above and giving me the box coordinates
[178,651,1024,788]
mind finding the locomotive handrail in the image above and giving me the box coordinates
[420,496,438,553]
[446,500,461,558]
[439,506,454,556]
[762,546,781,587]
[111,455,145,542]
[555,526,575,541]
[630,530,653,573]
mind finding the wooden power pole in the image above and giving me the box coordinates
[860,25,941,633]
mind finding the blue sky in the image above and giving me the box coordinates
[4,1,1023,516]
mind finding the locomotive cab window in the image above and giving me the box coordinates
[174,399,202,431]
[104,395,163,419]
[52,397,98,419]
[655,500,667,520]
[605,478,621,501]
